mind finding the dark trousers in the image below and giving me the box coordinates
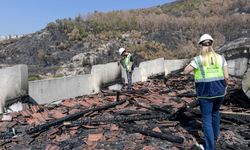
[199,97,224,150]
[126,71,132,91]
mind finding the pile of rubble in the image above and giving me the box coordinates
[0,72,249,150]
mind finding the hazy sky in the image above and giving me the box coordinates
[0,0,175,36]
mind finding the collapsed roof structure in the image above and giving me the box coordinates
[0,71,249,150]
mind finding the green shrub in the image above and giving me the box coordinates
[28,74,41,81]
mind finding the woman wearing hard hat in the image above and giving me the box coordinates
[184,34,229,150]
[118,47,134,91]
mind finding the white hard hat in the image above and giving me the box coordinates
[199,34,214,44]
[119,47,125,55]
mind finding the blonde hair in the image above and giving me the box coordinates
[200,46,221,67]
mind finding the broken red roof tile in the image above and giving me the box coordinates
[9,112,19,118]
[181,97,194,104]
[68,109,80,115]
[31,105,40,113]
[27,118,41,126]
[61,99,77,108]
[110,124,119,131]
[20,109,32,117]
[1,115,12,121]
[78,101,91,107]
[168,92,177,97]
[55,133,70,142]
[143,145,152,150]
[0,122,16,132]
[175,103,185,109]
[115,101,130,109]
[69,126,78,136]
[32,113,47,123]
[87,132,103,142]
[105,96,116,102]
[82,125,97,129]
[45,144,60,150]
[84,140,93,146]
[152,127,161,133]
[49,110,66,119]
[47,128,59,138]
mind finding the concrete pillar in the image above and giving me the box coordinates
[0,65,28,113]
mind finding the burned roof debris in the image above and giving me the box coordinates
[0,72,249,150]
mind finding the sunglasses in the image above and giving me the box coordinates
[201,41,212,46]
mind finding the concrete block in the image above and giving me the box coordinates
[108,84,123,91]
[139,58,165,78]
[242,69,250,99]
[164,59,189,75]
[0,65,28,113]
[121,67,147,84]
[91,62,121,91]
[227,58,248,76]
[29,74,95,104]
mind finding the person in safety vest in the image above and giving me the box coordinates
[183,34,229,150]
[118,47,134,91]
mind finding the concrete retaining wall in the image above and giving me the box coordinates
[29,62,121,104]
[121,67,148,84]
[29,74,95,104]
[91,62,121,91]
[164,59,189,75]
[227,58,248,76]
[28,57,249,105]
[122,58,189,84]
[139,58,165,77]
[0,65,28,113]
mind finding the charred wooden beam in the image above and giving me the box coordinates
[225,89,250,108]
[170,99,199,120]
[177,92,196,97]
[191,109,250,125]
[116,91,120,101]
[5,94,30,107]
[115,110,154,115]
[238,130,250,140]
[26,99,126,134]
[220,111,250,124]
[68,113,168,126]
[102,88,149,96]
[0,132,14,140]
[118,123,184,144]
[151,105,172,114]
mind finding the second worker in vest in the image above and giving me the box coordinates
[118,47,134,91]
[183,34,229,150]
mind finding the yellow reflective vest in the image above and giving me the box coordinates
[193,55,226,98]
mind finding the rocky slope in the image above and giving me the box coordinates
[0,0,250,79]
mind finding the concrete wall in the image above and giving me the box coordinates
[91,62,121,91]
[122,58,189,84]
[227,58,248,76]
[122,58,165,84]
[29,62,121,104]
[139,58,165,77]
[121,67,147,84]
[29,74,95,104]
[0,65,28,113]
[164,59,189,75]
[242,69,250,99]
[27,57,250,105]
